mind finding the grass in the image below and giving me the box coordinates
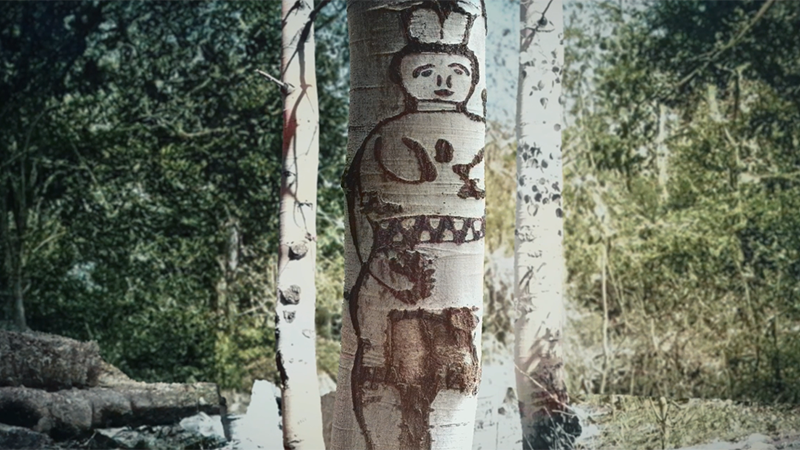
[574,394,800,450]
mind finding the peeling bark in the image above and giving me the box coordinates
[513,0,581,449]
[332,2,486,449]
[274,0,325,449]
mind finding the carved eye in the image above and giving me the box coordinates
[412,64,436,78]
[448,63,470,76]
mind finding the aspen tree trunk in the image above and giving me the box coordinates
[275,1,325,448]
[655,103,670,202]
[513,0,580,448]
[332,1,486,449]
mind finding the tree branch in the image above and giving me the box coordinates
[520,0,555,54]
[256,69,292,94]
[674,0,776,91]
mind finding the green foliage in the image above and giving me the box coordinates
[562,0,800,404]
[1,1,349,390]
[482,124,517,345]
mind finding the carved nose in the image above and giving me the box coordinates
[446,76,452,88]
[436,75,443,86]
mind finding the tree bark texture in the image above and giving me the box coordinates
[275,1,325,449]
[0,184,27,332]
[0,383,221,440]
[10,172,28,332]
[0,188,11,328]
[332,1,487,449]
[0,330,103,390]
[513,0,580,448]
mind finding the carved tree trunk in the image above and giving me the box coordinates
[331,1,487,449]
[513,0,580,449]
[275,1,325,448]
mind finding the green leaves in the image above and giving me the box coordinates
[2,1,349,388]
[562,0,800,403]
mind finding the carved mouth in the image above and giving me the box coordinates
[434,89,454,97]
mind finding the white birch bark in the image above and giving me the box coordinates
[332,1,486,449]
[275,1,324,448]
[513,0,580,448]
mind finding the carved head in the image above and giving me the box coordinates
[399,52,474,105]
[389,3,480,111]
[391,44,478,111]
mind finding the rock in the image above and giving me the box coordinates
[747,444,777,450]
[743,433,776,450]
[679,441,743,450]
[226,380,282,449]
[220,389,251,415]
[92,422,227,450]
[179,412,226,441]
[747,434,772,444]
[0,423,53,449]
[0,330,105,391]
[0,382,222,439]
[319,373,336,396]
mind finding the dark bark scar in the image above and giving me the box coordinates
[353,307,480,449]
[453,148,485,199]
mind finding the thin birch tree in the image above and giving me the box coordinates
[272,0,325,448]
[331,1,487,448]
[513,0,581,448]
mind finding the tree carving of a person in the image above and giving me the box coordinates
[345,4,485,306]
[339,3,486,449]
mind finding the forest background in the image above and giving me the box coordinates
[1,0,799,407]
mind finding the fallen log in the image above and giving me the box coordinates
[0,382,221,439]
[0,330,103,390]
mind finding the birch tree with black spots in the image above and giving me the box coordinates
[331,1,487,449]
[513,0,581,448]
[273,0,325,448]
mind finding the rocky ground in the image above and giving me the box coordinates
[11,359,798,449]
[221,359,800,450]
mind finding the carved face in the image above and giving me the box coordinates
[400,52,473,105]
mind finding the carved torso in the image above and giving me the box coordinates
[358,110,485,221]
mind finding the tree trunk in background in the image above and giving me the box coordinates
[332,1,486,448]
[0,186,11,329]
[275,1,324,448]
[656,103,670,202]
[1,175,28,332]
[513,0,580,449]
